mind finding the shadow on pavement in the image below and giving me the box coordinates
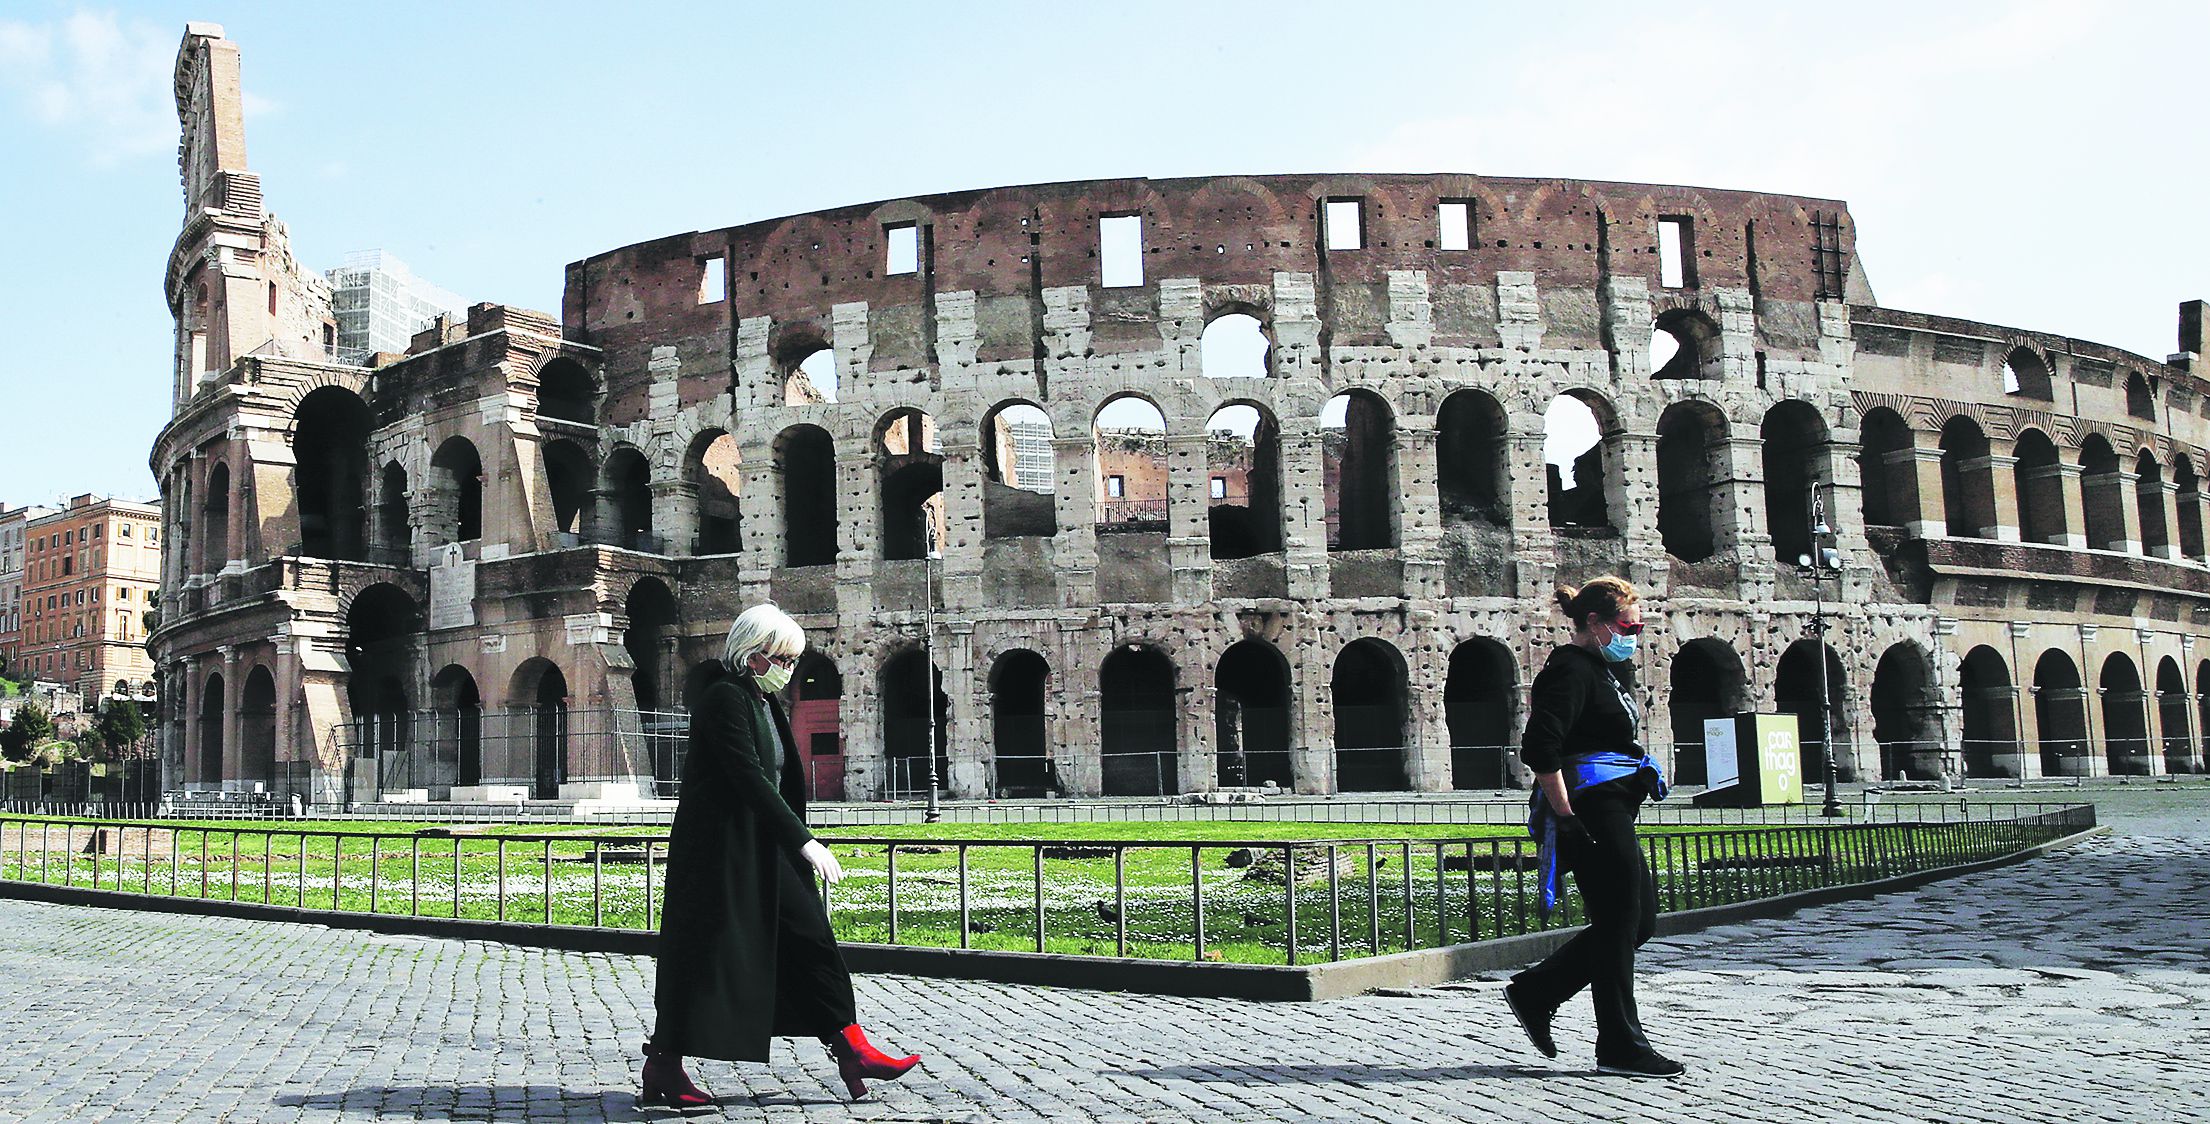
[273,1084,861,1120]
[1111,1063,1550,1084]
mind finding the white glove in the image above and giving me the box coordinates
[800,839,844,885]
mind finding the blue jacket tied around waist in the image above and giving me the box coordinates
[1527,751,1669,914]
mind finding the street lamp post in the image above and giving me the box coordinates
[1797,485,1847,817]
[920,506,942,824]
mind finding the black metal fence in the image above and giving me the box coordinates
[0,803,2096,966]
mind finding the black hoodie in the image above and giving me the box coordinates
[1518,643,1644,775]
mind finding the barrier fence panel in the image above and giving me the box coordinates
[0,803,2095,967]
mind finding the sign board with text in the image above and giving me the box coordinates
[1692,712,1803,806]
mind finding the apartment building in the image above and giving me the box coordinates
[18,495,163,700]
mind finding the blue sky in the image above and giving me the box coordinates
[1,0,2203,506]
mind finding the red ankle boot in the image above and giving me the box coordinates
[821,1024,920,1100]
[640,1050,714,1112]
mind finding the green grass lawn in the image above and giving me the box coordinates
[0,811,2057,965]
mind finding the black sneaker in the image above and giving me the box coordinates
[1502,982,1557,1059]
[1597,1049,1686,1079]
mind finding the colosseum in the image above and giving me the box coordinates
[150,25,2210,806]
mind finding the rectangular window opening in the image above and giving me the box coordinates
[1438,201,1472,251]
[1100,215,1144,288]
[1210,476,1228,499]
[1107,474,1126,499]
[1325,198,1364,251]
[886,223,920,276]
[697,256,725,304]
[1658,216,1692,288]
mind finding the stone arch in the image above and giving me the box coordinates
[2126,371,2156,421]
[1669,637,1750,786]
[1444,638,1517,789]
[1215,638,1292,788]
[541,438,595,540]
[1761,400,1827,564]
[2136,450,2170,557]
[346,582,420,767]
[1650,307,1722,379]
[430,664,483,788]
[602,443,654,551]
[1332,637,1409,792]
[622,577,678,712]
[292,385,372,561]
[1438,389,1509,525]
[685,428,742,554]
[2100,652,2150,776]
[987,649,1052,795]
[2079,434,2126,551]
[2013,428,2066,545]
[2174,453,2205,561]
[1857,407,1915,528]
[1959,646,2018,779]
[1100,643,1178,797]
[507,657,570,799]
[534,356,597,425]
[791,650,843,800]
[1938,414,1996,539]
[1199,311,1271,379]
[429,436,484,544]
[1776,638,1849,785]
[1323,389,1399,551]
[374,460,410,560]
[1871,641,1939,780]
[2157,656,2193,774]
[775,423,838,566]
[200,460,232,572]
[238,664,276,787]
[875,407,944,560]
[1656,399,1729,563]
[2002,345,2053,399]
[197,671,225,785]
[1546,389,1618,532]
[775,327,838,405]
[2032,650,2088,777]
[880,646,948,797]
[981,400,1057,540]
[1093,393,1169,534]
[1206,402,1281,559]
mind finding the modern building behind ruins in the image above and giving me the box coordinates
[149,23,2210,805]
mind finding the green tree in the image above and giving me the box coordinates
[2,698,53,762]
[97,699,148,760]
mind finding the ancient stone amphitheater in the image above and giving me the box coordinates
[150,25,2210,806]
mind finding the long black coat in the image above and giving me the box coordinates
[652,672,817,1062]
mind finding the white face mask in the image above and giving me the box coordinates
[754,661,793,694]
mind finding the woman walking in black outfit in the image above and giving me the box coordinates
[642,604,921,1109]
[1503,578,1684,1079]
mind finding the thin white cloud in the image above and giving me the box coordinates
[0,11,176,165]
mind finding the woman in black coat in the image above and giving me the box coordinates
[1502,577,1683,1079]
[642,604,921,1108]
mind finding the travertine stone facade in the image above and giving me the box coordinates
[148,25,2210,803]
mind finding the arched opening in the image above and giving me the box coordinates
[2013,429,2066,545]
[2079,436,2126,551]
[1094,395,1169,533]
[987,650,1051,795]
[776,424,838,567]
[1545,393,1615,532]
[622,578,678,712]
[685,430,742,554]
[2136,451,2170,556]
[197,672,225,785]
[1444,639,1516,789]
[1669,638,1749,787]
[880,648,948,797]
[1656,401,1727,563]
[1438,390,1508,525]
[1938,416,1996,538]
[1205,404,1281,560]
[431,665,482,788]
[876,408,944,561]
[1775,639,1844,785]
[374,462,409,561]
[2175,455,2205,561]
[981,402,1057,540]
[2101,653,2150,776]
[535,358,596,425]
[1871,642,1938,780]
[2198,660,2210,773]
[2126,372,2156,421]
[2157,656,2192,774]
[541,439,595,540]
[1649,308,1721,379]
[345,583,420,774]
[791,652,843,800]
[1761,401,1827,564]
[1332,638,1409,792]
[1322,392,1398,551]
[2001,347,2053,398]
[603,445,654,551]
[430,436,484,544]
[1100,645,1177,796]
[1215,639,1292,788]
[507,659,569,800]
[239,666,276,787]
[293,386,372,561]
[1856,408,1915,529]
[200,462,232,573]
[782,340,838,405]
[1959,646,2018,779]
[2033,651,2088,777]
[1200,312,1270,379]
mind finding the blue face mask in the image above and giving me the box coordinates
[1599,631,1639,663]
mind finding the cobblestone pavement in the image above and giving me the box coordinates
[0,791,2202,1123]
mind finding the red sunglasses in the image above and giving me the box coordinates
[1608,620,1646,636]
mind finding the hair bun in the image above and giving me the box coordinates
[1551,584,1578,614]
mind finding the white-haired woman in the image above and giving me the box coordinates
[642,604,920,1108]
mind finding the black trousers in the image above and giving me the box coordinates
[1511,792,1658,1058]
[771,855,858,1039]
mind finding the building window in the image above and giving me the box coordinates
[886,223,920,276]
[92,525,101,540]
[118,524,131,539]
[1211,476,1228,499]
[1438,201,1472,251]
[698,255,726,304]
[1100,215,1144,288]
[1107,474,1127,499]
[1325,198,1364,251]
[1658,216,1694,288]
